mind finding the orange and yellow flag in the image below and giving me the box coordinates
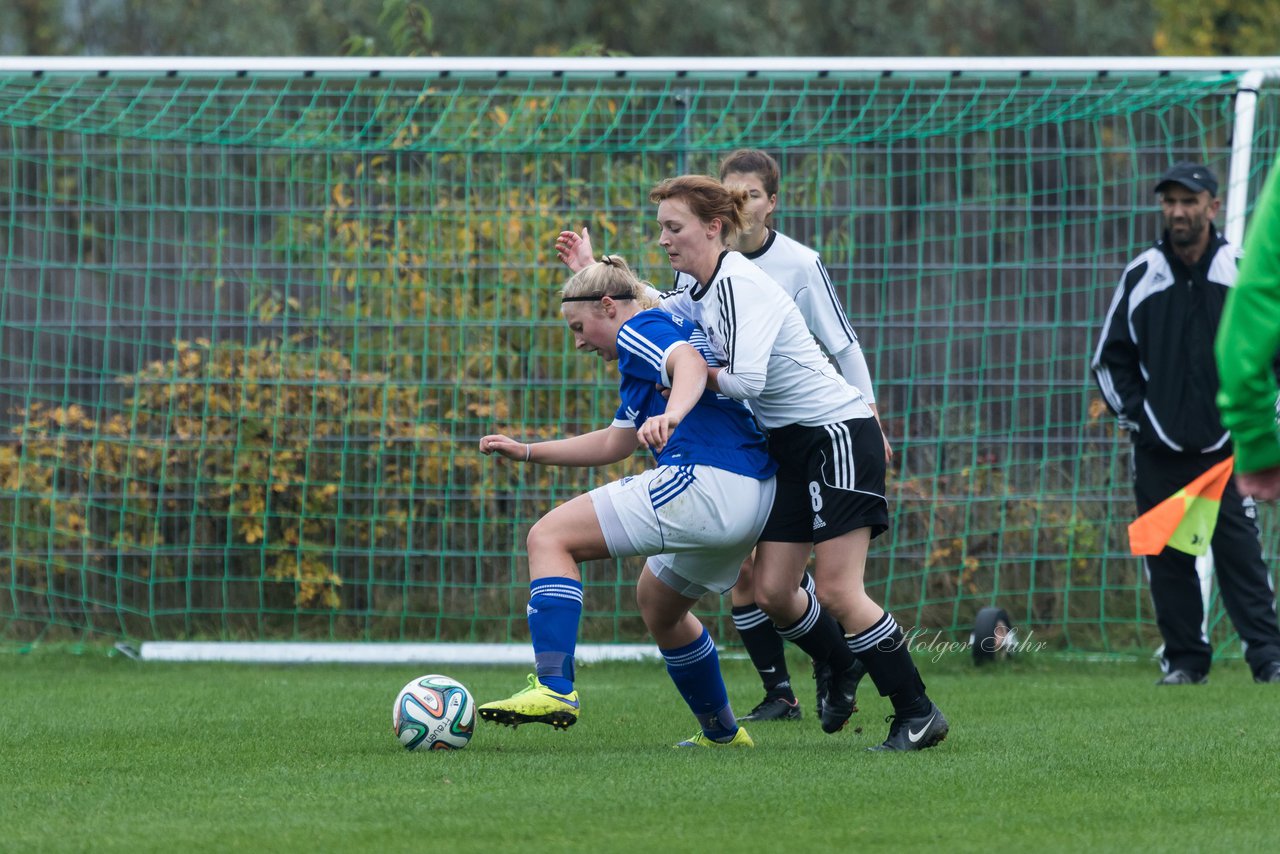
[1128,456,1234,556]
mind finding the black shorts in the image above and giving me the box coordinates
[759,417,889,544]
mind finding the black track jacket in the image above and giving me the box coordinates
[1092,230,1237,455]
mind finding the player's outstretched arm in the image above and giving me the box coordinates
[478,433,534,462]
[480,426,639,467]
[555,227,596,273]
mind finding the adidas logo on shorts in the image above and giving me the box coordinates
[813,515,826,530]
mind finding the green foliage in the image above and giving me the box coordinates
[8,0,62,54]
[1153,0,1280,55]
[0,339,454,610]
[1,0,1158,57]
[2,0,390,55]
[342,0,435,57]
[422,0,1156,58]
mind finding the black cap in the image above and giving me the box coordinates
[1154,161,1218,197]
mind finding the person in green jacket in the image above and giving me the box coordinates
[1215,159,1280,501]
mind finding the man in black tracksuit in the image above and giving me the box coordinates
[1092,161,1280,685]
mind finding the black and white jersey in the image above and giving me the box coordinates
[660,250,872,430]
[1092,231,1238,454]
[668,230,875,402]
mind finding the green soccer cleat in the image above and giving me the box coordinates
[674,727,755,748]
[478,674,580,730]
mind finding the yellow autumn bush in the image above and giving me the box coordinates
[1,338,453,610]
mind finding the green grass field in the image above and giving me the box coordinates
[3,646,1278,853]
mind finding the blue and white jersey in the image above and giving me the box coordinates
[613,309,776,480]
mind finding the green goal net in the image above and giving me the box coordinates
[3,59,1278,654]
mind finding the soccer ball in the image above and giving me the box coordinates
[393,674,476,750]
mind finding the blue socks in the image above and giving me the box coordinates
[527,576,742,743]
[528,577,583,694]
[661,626,738,741]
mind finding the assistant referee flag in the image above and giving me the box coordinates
[1128,457,1235,556]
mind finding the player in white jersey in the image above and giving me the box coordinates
[477,256,774,748]
[645,174,946,750]
[556,150,892,723]
[676,150,889,452]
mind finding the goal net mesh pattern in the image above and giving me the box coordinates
[2,66,1276,652]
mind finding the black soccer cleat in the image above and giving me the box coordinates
[812,660,830,718]
[740,693,802,722]
[867,702,949,751]
[818,658,865,734]
[1155,669,1207,686]
[1255,661,1280,684]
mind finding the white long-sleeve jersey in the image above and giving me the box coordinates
[669,229,876,403]
[659,251,872,429]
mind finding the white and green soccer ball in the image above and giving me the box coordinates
[393,674,476,750]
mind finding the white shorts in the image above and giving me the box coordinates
[589,464,776,598]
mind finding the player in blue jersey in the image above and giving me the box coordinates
[557,150,891,723]
[476,256,776,748]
